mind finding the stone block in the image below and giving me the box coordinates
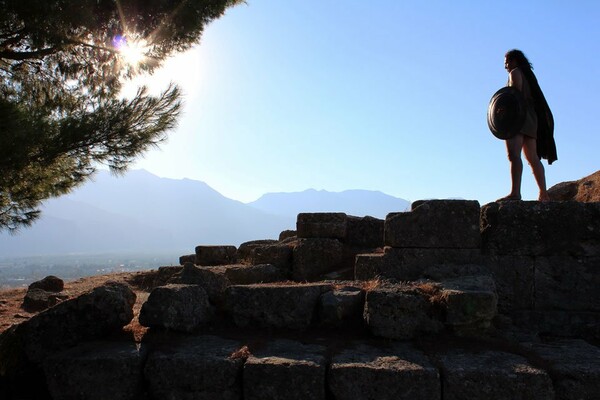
[384,200,481,249]
[43,341,146,400]
[354,253,389,281]
[481,201,600,256]
[28,275,64,292]
[250,242,294,270]
[138,284,212,332]
[226,283,331,329]
[144,335,244,400]
[329,343,440,400]
[512,310,600,339]
[167,262,230,304]
[126,266,183,291]
[23,275,68,312]
[214,263,289,285]
[521,339,600,400]
[297,212,347,239]
[440,276,498,334]
[319,286,364,327]
[535,256,600,312]
[195,245,237,266]
[279,230,297,241]
[14,282,135,363]
[178,253,195,265]
[439,350,554,400]
[364,284,443,339]
[346,215,384,248]
[355,247,483,281]
[244,340,326,400]
[292,238,344,281]
[485,255,535,312]
[22,288,68,312]
[236,240,278,263]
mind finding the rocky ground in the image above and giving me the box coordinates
[548,169,600,202]
[0,271,151,341]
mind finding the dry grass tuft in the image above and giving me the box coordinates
[415,281,446,305]
[230,345,251,360]
[360,278,381,292]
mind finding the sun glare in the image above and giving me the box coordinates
[113,35,149,66]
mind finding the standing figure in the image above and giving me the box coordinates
[500,49,557,202]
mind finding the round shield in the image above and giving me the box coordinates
[487,86,526,140]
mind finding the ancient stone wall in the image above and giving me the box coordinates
[2,200,600,399]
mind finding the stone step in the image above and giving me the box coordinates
[39,336,600,400]
[384,200,481,249]
[136,279,498,338]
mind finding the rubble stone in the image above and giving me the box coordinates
[28,275,64,293]
[14,282,135,363]
[22,289,68,313]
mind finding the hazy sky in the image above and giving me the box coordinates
[127,1,600,204]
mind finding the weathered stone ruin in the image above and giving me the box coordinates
[1,199,600,399]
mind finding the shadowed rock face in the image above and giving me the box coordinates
[17,282,136,364]
[139,284,212,332]
[548,170,600,202]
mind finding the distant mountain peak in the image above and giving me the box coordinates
[248,188,410,219]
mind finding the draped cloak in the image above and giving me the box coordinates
[521,68,558,165]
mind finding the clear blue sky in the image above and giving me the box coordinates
[130,0,600,204]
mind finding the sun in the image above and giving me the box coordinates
[113,35,149,66]
[119,45,203,100]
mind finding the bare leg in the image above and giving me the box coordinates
[500,134,524,200]
[523,136,550,201]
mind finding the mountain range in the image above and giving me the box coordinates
[0,170,410,257]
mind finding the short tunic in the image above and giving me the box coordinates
[508,67,538,139]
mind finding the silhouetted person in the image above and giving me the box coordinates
[499,49,557,202]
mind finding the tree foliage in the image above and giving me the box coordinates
[0,0,243,231]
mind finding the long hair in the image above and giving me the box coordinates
[505,49,533,70]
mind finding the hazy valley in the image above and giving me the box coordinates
[0,170,410,287]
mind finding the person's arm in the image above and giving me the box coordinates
[508,68,524,91]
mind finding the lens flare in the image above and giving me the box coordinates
[113,35,149,66]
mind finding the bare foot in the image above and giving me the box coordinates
[497,194,522,202]
[538,192,550,202]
